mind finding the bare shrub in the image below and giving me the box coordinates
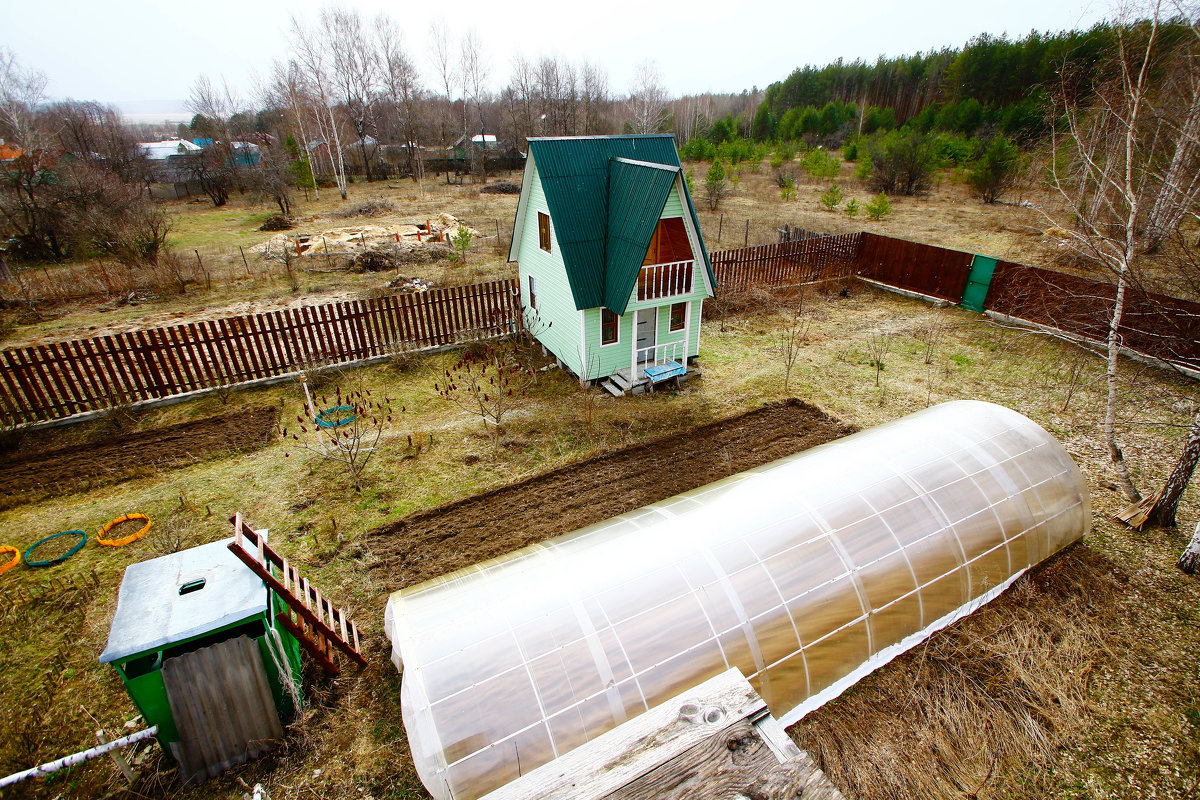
[285,378,403,492]
[867,330,892,387]
[433,342,533,442]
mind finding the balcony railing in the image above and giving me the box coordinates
[636,340,685,368]
[637,260,694,302]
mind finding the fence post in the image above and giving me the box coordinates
[744,219,749,248]
[718,214,723,243]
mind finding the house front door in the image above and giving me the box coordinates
[635,308,657,362]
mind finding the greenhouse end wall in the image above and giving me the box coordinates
[384,400,1090,800]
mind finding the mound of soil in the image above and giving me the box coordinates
[480,180,521,195]
[0,406,279,504]
[367,399,855,591]
[259,214,294,231]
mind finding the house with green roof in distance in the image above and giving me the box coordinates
[508,134,715,395]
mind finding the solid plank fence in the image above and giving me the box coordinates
[986,261,1200,371]
[855,231,974,301]
[0,280,519,427]
[5,229,1200,428]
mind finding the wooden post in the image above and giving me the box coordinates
[95,729,135,784]
[744,219,750,247]
[239,246,250,275]
[718,214,723,243]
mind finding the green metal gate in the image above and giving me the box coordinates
[961,255,998,313]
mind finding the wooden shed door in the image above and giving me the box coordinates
[162,635,283,784]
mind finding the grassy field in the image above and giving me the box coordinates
[0,275,1198,799]
[1,155,1077,349]
[1,158,1198,799]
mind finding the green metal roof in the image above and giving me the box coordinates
[605,158,678,312]
[523,135,714,313]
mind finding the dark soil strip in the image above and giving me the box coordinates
[367,399,856,592]
[0,406,279,504]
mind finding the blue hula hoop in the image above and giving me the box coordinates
[315,405,356,429]
[24,530,87,567]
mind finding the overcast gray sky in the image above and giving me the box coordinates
[1,0,1108,118]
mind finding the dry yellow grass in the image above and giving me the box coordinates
[2,154,1200,798]
[0,280,1197,799]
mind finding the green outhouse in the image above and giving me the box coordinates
[99,535,302,784]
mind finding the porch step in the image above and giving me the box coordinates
[609,370,632,391]
[601,379,626,397]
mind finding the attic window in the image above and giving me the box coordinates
[538,212,551,252]
[601,308,618,345]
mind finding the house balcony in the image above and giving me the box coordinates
[636,260,694,302]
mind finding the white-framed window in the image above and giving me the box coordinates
[528,275,537,309]
[601,308,619,345]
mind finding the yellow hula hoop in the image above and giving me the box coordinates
[0,546,19,575]
[96,513,152,547]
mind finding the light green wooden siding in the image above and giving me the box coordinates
[580,179,707,379]
[517,156,584,376]
[661,185,684,217]
[521,159,707,381]
[582,298,701,378]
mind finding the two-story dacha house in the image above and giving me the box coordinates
[508,134,715,395]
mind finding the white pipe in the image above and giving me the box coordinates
[0,726,159,787]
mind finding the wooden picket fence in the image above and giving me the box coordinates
[0,280,519,427]
[712,233,862,290]
[6,227,1199,428]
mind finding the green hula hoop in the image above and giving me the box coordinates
[24,530,87,567]
[316,405,356,429]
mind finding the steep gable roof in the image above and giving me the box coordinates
[513,135,714,313]
[605,158,678,312]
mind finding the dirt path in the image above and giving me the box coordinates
[0,406,279,502]
[367,399,856,592]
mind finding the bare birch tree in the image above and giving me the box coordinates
[290,15,349,198]
[376,14,425,183]
[1043,3,1200,528]
[1043,5,1167,502]
[429,18,457,146]
[629,59,670,134]
[324,6,381,182]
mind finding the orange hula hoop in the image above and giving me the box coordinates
[96,513,152,547]
[0,546,19,575]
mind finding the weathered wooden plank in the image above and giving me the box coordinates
[478,668,767,800]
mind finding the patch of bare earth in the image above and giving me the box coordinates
[0,406,279,506]
[366,398,856,592]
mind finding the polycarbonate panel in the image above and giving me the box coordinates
[384,401,1089,800]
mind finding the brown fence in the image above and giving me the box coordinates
[0,280,520,427]
[7,229,1198,428]
[714,229,1200,373]
[855,231,974,301]
[986,262,1200,371]
[712,233,862,290]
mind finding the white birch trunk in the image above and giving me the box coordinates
[1178,519,1200,575]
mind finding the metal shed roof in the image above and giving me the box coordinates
[99,536,268,664]
[523,135,714,312]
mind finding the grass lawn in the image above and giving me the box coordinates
[1,282,1198,799]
